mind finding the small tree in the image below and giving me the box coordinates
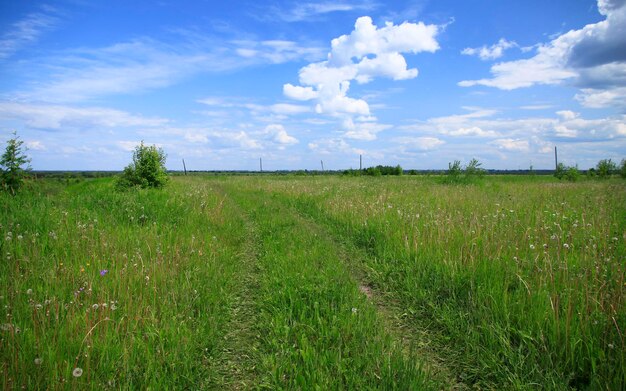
[447,160,462,178]
[596,159,616,178]
[620,159,626,179]
[1,131,31,194]
[465,158,485,178]
[116,142,168,190]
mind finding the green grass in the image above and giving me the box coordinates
[1,175,624,389]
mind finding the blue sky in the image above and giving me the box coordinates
[0,0,624,171]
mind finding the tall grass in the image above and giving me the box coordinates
[2,175,623,389]
[246,175,625,389]
[1,177,247,389]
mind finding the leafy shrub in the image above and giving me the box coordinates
[554,163,566,180]
[447,160,462,178]
[116,142,168,190]
[443,159,484,184]
[1,131,31,194]
[465,158,485,178]
[565,165,580,182]
[596,159,616,178]
[619,159,626,179]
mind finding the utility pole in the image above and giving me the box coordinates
[554,146,558,170]
[321,160,324,172]
[182,159,187,175]
[260,157,263,172]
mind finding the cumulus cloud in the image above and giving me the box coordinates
[459,0,626,108]
[283,16,439,140]
[461,38,518,60]
[264,124,298,145]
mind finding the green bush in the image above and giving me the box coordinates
[116,142,168,190]
[565,165,580,182]
[554,162,566,179]
[619,159,626,179]
[0,131,31,194]
[596,159,616,178]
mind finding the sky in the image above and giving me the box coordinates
[0,0,625,171]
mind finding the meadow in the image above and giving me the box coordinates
[1,175,624,389]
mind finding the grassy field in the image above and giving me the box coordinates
[1,175,624,389]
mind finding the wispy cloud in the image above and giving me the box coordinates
[0,101,169,129]
[0,6,59,60]
[16,32,323,103]
[262,1,378,22]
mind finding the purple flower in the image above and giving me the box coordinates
[100,269,109,276]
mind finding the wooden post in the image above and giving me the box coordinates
[182,159,187,175]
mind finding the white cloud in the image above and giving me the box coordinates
[284,15,439,140]
[283,84,318,100]
[344,122,392,140]
[402,107,626,147]
[284,17,439,116]
[575,86,626,108]
[461,38,517,60]
[268,1,378,22]
[491,138,530,152]
[448,126,498,137]
[459,0,626,108]
[232,39,324,63]
[264,124,298,145]
[0,6,58,60]
[393,136,444,150]
[0,101,169,129]
[25,140,46,150]
[308,137,364,155]
[556,110,579,120]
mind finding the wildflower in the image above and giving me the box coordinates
[26,289,33,295]
[92,304,99,310]
[351,307,358,314]
[72,367,83,377]
[100,269,108,276]
[529,244,535,250]
[34,358,43,365]
[563,243,570,249]
[80,267,85,273]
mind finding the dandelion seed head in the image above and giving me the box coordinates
[72,367,83,377]
[34,358,43,365]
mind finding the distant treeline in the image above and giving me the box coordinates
[31,169,566,178]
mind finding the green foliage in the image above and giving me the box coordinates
[565,165,580,182]
[596,159,616,178]
[447,160,462,178]
[116,142,168,190]
[0,131,31,194]
[344,165,404,177]
[465,158,485,178]
[444,159,484,183]
[554,162,566,179]
[619,159,626,179]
